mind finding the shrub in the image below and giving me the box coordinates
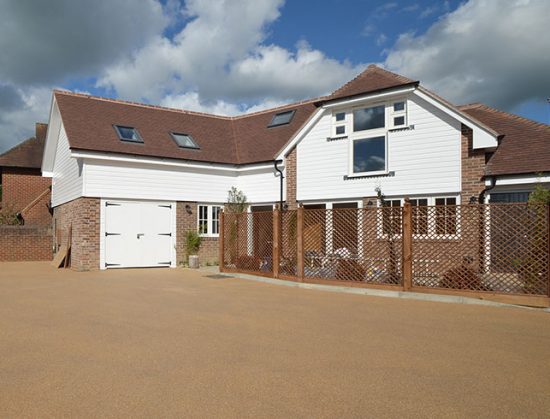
[185,230,202,256]
[440,264,482,290]
[335,259,366,281]
[0,204,22,225]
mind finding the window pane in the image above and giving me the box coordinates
[268,110,295,127]
[335,112,345,121]
[411,199,428,235]
[172,133,199,149]
[115,126,141,142]
[353,105,385,131]
[198,205,208,234]
[211,206,220,235]
[336,125,345,135]
[382,200,401,236]
[435,198,457,235]
[353,136,385,173]
[393,102,405,112]
[394,116,405,126]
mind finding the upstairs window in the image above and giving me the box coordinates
[391,101,407,128]
[268,110,296,127]
[353,105,385,132]
[171,132,199,149]
[332,111,347,137]
[351,135,386,174]
[114,125,143,143]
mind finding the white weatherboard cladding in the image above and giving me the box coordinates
[51,124,83,207]
[296,96,461,201]
[84,160,280,204]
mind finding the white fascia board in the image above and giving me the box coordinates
[70,150,279,174]
[276,86,416,159]
[485,174,550,186]
[41,94,60,176]
[414,89,498,149]
[321,86,417,110]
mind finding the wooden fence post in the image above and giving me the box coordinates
[219,210,225,272]
[297,205,304,281]
[402,199,413,291]
[273,208,281,278]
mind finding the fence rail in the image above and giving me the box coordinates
[221,202,550,307]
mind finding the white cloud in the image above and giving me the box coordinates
[385,0,550,109]
[98,0,362,105]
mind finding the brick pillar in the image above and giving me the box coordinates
[53,197,100,271]
[461,124,486,204]
[285,147,297,210]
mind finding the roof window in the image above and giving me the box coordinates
[268,110,296,127]
[114,125,143,143]
[171,132,199,149]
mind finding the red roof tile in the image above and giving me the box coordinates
[0,123,48,169]
[459,104,550,176]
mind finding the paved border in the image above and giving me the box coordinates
[199,268,550,312]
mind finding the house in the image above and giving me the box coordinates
[0,123,52,226]
[41,65,550,271]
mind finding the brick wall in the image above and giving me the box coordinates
[1,167,52,226]
[285,147,297,209]
[53,197,100,271]
[176,202,219,266]
[461,124,486,203]
[0,226,52,261]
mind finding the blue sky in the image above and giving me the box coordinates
[0,0,549,152]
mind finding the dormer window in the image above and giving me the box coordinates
[114,125,143,143]
[353,105,385,132]
[268,110,295,127]
[171,132,199,149]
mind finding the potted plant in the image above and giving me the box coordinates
[186,229,202,268]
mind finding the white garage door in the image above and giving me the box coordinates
[103,201,174,268]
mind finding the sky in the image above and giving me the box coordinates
[0,0,549,153]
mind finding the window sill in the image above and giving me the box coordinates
[326,135,348,142]
[343,171,395,180]
[199,234,220,239]
[388,124,414,132]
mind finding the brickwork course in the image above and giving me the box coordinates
[176,202,219,266]
[0,226,52,262]
[460,124,487,203]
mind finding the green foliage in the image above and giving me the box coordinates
[0,204,22,225]
[225,186,248,213]
[185,230,202,255]
[528,182,550,206]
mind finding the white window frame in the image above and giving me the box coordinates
[341,98,409,178]
[376,196,461,240]
[331,111,348,138]
[390,100,407,128]
[197,204,222,237]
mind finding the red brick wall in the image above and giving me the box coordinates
[176,202,219,266]
[53,198,100,271]
[1,167,52,226]
[0,226,52,261]
[461,124,486,203]
[285,147,297,209]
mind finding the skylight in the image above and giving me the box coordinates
[114,125,143,143]
[171,132,199,149]
[268,110,296,127]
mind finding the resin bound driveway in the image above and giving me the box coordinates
[1,262,549,418]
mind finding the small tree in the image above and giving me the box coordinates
[225,187,248,264]
[528,182,550,205]
[225,186,248,213]
[185,230,202,257]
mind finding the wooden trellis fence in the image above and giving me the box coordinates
[220,202,550,307]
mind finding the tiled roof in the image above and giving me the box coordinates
[459,103,550,176]
[55,91,317,165]
[0,123,47,169]
[317,64,418,105]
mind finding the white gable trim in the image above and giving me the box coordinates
[414,89,498,149]
[41,94,61,177]
[276,86,417,159]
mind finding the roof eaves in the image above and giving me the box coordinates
[314,81,420,107]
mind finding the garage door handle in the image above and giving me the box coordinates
[137,233,144,239]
